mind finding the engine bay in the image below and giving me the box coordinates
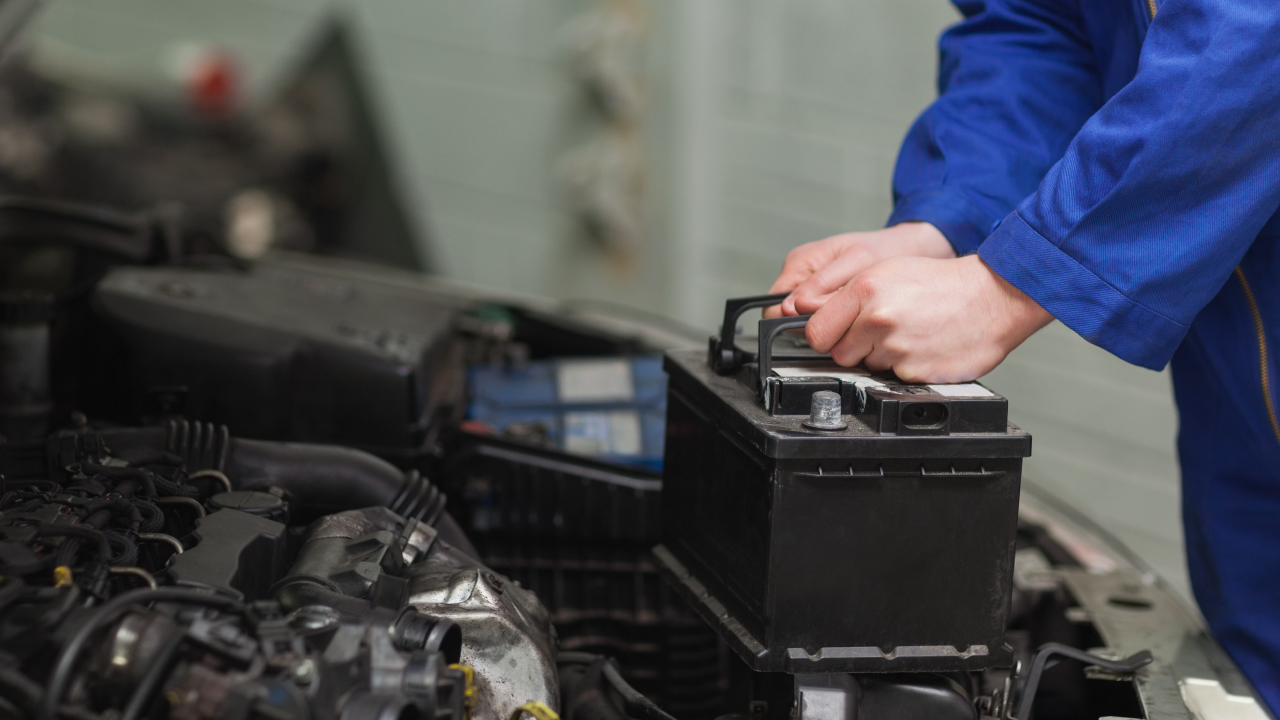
[0,230,1268,720]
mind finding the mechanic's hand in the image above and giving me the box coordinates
[796,254,1052,383]
[765,222,954,318]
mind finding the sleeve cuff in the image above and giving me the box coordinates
[887,188,1000,256]
[977,211,1187,371]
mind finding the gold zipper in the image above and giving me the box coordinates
[1234,267,1280,445]
[1146,0,1157,19]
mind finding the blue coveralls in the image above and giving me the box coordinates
[887,0,1280,709]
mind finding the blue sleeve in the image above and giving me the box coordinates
[978,0,1280,371]
[888,0,1105,255]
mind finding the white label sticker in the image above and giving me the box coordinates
[563,410,642,456]
[606,410,642,455]
[928,383,995,398]
[772,365,884,388]
[557,359,634,403]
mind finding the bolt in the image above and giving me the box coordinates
[803,390,847,430]
[483,571,505,594]
[292,659,316,685]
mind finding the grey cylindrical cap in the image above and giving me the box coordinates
[803,390,846,430]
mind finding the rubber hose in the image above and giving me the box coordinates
[84,509,112,529]
[434,512,479,560]
[103,532,137,566]
[227,439,414,516]
[129,498,164,533]
[127,451,185,467]
[35,524,111,561]
[150,474,199,498]
[99,427,478,556]
[54,538,80,567]
[84,497,143,532]
[0,666,41,719]
[78,465,157,498]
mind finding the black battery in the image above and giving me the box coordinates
[653,294,1031,674]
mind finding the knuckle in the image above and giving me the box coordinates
[845,245,875,269]
[831,342,862,367]
[880,337,910,357]
[863,354,891,373]
[863,307,896,331]
[786,243,815,263]
[851,274,880,298]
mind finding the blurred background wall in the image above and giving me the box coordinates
[26,0,1188,599]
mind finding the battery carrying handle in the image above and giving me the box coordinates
[757,315,813,399]
[710,293,791,375]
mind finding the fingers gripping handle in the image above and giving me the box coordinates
[757,315,812,400]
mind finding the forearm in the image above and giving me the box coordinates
[890,0,1103,255]
[977,0,1280,369]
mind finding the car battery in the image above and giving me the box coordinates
[653,294,1031,674]
[466,355,667,471]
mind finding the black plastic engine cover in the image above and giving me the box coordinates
[89,258,466,453]
[167,509,286,601]
[654,348,1030,674]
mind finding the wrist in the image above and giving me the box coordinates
[970,255,1052,350]
[885,222,956,260]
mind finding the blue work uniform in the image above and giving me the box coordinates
[888,0,1280,710]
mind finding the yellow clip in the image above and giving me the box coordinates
[509,701,559,720]
[53,566,73,588]
[450,664,477,720]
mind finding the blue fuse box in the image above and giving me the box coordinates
[466,355,667,471]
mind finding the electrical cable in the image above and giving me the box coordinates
[82,497,142,532]
[38,588,244,720]
[33,525,111,561]
[602,660,679,720]
[75,465,157,498]
[0,577,26,614]
[1014,642,1153,720]
[128,499,164,533]
[155,496,205,517]
[102,532,138,567]
[556,652,680,720]
[0,665,42,718]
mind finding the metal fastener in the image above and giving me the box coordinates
[803,390,847,430]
